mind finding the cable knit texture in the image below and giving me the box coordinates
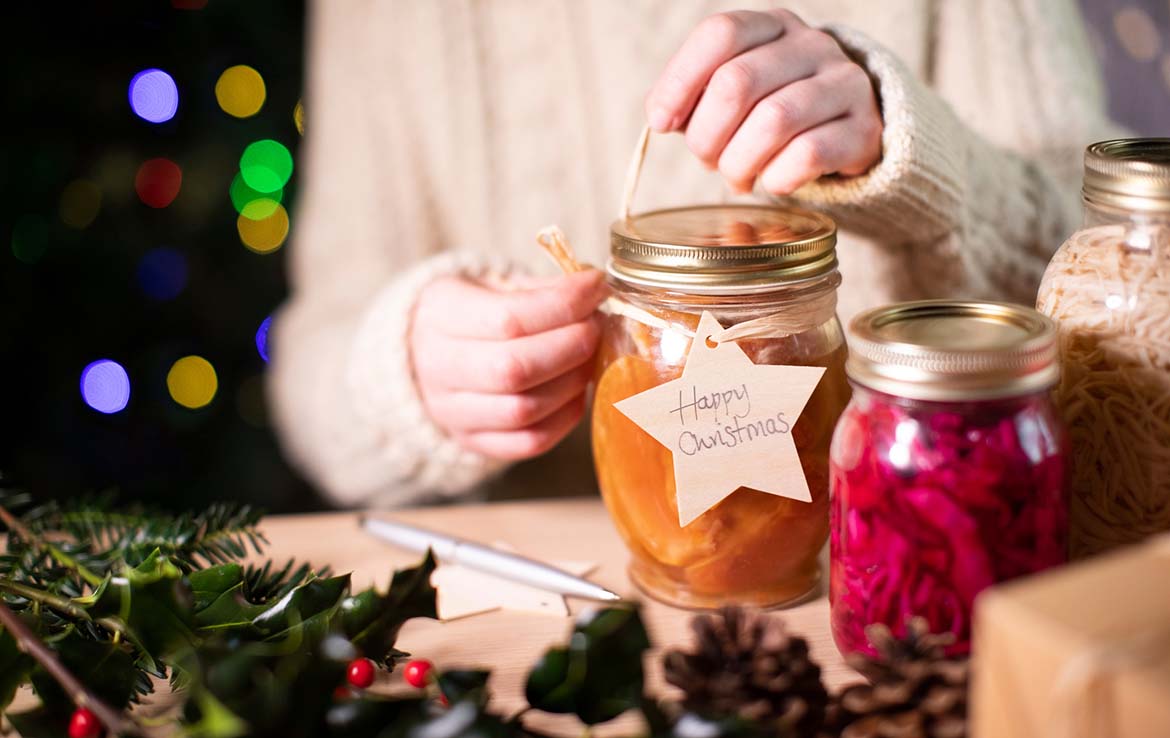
[270,0,1124,508]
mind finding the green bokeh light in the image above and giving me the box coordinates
[11,215,48,264]
[230,171,283,219]
[239,139,293,193]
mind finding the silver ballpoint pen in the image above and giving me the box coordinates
[361,516,623,602]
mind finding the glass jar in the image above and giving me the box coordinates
[592,204,851,609]
[829,301,1067,656]
[1037,139,1170,559]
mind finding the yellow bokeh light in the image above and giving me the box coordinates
[293,99,304,135]
[167,355,218,409]
[60,179,102,229]
[237,202,289,254]
[215,65,266,118]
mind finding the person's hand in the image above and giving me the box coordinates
[410,270,607,461]
[645,8,882,196]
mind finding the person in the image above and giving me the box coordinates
[269,1,1123,508]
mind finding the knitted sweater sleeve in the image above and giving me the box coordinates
[266,1,508,509]
[789,4,1126,303]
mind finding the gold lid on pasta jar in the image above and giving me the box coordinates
[1083,138,1170,213]
[846,300,1059,401]
[609,204,837,294]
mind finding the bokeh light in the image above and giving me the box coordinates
[137,248,188,301]
[128,69,179,124]
[237,203,289,254]
[80,359,131,414]
[59,179,102,229]
[135,158,182,208]
[229,171,282,219]
[293,100,304,135]
[171,0,207,8]
[255,315,272,362]
[215,65,266,119]
[167,355,218,409]
[11,215,48,264]
[239,139,292,193]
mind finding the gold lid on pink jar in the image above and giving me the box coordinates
[846,300,1059,401]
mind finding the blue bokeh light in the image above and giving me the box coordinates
[137,247,188,301]
[128,69,179,124]
[80,360,131,414]
[255,316,272,363]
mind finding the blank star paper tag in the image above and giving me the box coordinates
[432,543,597,620]
[615,311,826,527]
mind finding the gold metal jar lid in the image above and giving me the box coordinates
[609,204,837,294]
[1083,138,1170,213]
[846,300,1059,401]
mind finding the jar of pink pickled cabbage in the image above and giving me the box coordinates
[829,301,1067,656]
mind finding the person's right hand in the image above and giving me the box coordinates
[410,269,607,461]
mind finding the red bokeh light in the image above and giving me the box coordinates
[135,158,182,208]
[171,0,208,9]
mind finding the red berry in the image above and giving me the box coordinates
[346,658,377,689]
[68,707,102,738]
[403,659,434,689]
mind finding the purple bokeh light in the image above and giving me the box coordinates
[137,247,188,301]
[128,69,179,124]
[80,359,131,414]
[255,316,272,363]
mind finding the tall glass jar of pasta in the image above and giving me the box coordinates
[592,204,851,609]
[1037,139,1170,558]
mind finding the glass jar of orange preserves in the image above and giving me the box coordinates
[592,204,850,609]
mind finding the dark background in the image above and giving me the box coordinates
[1,0,317,512]
[1,1,1167,515]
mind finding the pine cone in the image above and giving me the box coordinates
[663,607,828,738]
[826,618,968,738]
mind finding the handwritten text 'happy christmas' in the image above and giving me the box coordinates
[669,383,791,456]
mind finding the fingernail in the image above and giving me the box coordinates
[648,107,674,132]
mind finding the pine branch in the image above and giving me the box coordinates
[0,601,144,736]
[0,579,127,637]
[0,504,103,588]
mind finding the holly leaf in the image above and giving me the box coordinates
[91,548,198,660]
[347,552,437,665]
[190,564,268,631]
[437,669,491,706]
[28,634,139,711]
[0,625,34,714]
[339,589,380,637]
[525,606,650,725]
[252,573,351,642]
[190,563,247,611]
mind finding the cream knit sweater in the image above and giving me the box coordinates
[270,0,1122,508]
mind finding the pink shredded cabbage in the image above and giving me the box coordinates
[829,389,1067,657]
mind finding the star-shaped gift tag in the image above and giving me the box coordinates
[615,311,827,527]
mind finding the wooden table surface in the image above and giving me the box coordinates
[7,498,859,736]
[262,498,860,735]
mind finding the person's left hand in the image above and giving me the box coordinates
[645,8,882,196]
